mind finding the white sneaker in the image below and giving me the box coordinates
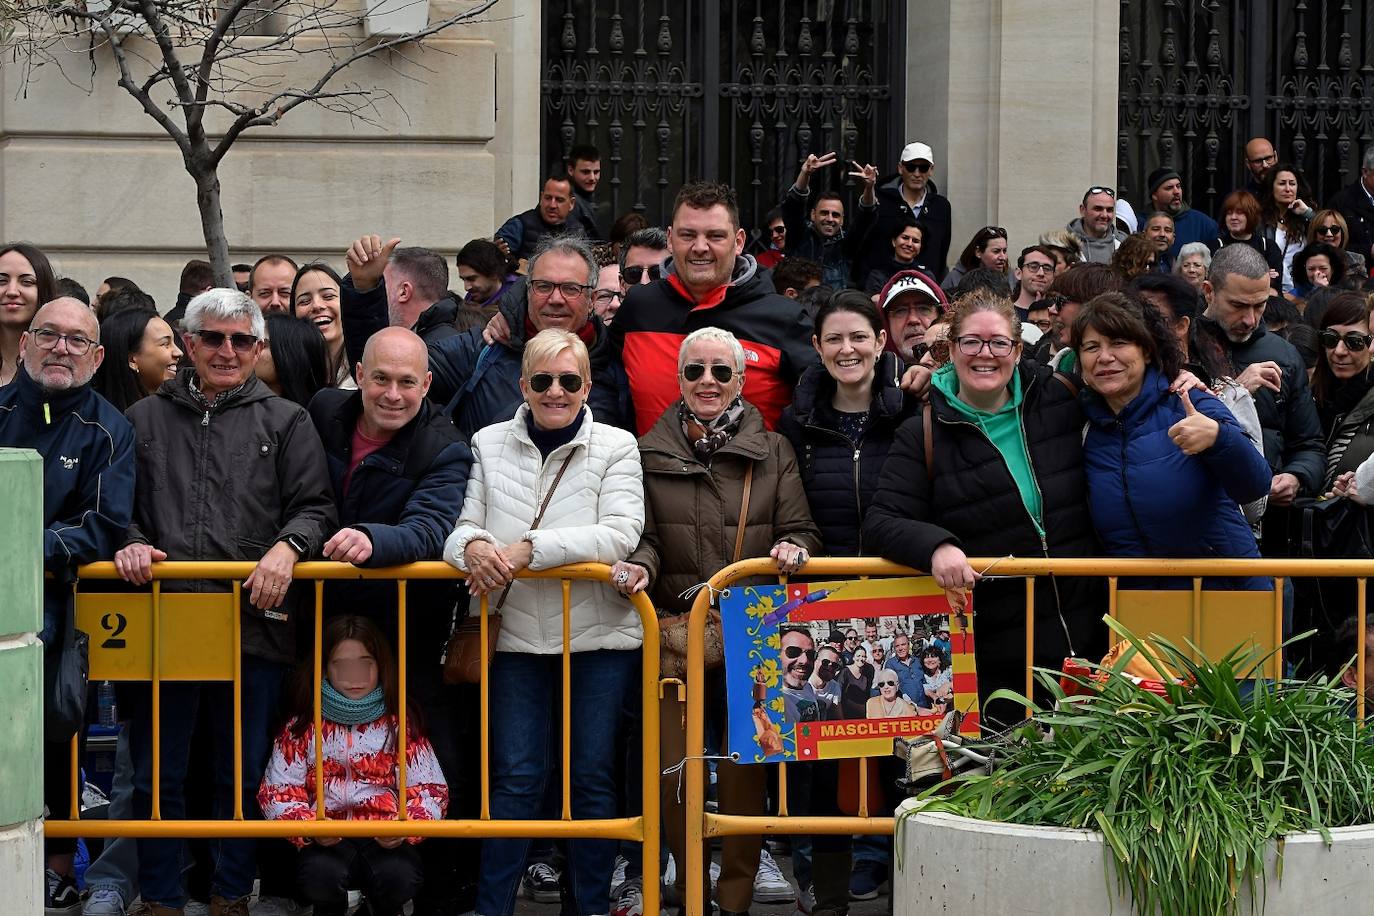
[662,853,676,887]
[753,848,794,903]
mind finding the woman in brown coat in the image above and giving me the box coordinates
[612,326,821,916]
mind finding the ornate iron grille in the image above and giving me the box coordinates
[541,0,905,234]
[1119,0,1374,217]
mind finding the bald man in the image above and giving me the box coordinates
[0,297,136,909]
[305,326,474,910]
[1244,137,1277,192]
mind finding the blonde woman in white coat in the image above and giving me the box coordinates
[444,327,645,916]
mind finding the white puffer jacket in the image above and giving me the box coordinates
[444,405,645,654]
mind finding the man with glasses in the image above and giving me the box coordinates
[112,288,336,916]
[1067,186,1126,264]
[427,234,634,439]
[1147,167,1218,259]
[865,140,953,282]
[780,627,826,725]
[0,298,136,915]
[1329,144,1374,271]
[809,644,845,715]
[1243,137,1278,193]
[616,226,669,295]
[1012,246,1057,316]
[610,180,818,432]
[877,270,948,366]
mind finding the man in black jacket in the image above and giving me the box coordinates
[780,151,879,288]
[308,327,477,916]
[863,141,954,282]
[1201,244,1325,512]
[113,288,336,916]
[494,173,600,260]
[0,297,136,913]
[340,234,472,372]
[1329,144,1374,272]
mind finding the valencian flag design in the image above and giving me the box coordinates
[721,577,979,764]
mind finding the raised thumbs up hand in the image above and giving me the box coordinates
[345,233,402,293]
[1167,389,1219,455]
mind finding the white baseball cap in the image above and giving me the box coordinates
[899,141,935,166]
[881,272,945,311]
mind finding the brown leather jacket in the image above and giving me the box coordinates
[628,401,821,617]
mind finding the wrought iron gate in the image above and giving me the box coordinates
[541,0,906,235]
[1119,0,1374,216]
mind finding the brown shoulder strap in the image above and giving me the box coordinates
[1052,371,1080,399]
[922,402,934,479]
[732,463,754,563]
[530,452,576,530]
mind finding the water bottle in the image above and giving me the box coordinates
[97,680,118,727]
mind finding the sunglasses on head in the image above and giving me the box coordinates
[1085,185,1116,198]
[621,264,664,284]
[682,362,735,383]
[981,226,1008,239]
[192,329,259,352]
[1320,330,1373,352]
[528,372,585,393]
[902,160,932,173]
[783,646,817,661]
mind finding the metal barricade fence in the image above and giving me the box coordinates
[679,556,1371,916]
[46,560,661,916]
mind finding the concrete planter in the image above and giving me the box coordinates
[363,0,429,39]
[895,798,1374,914]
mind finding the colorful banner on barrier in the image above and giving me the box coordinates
[721,576,979,763]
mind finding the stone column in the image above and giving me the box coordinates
[904,0,1120,263]
[0,449,44,913]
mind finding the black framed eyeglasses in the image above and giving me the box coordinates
[682,362,735,383]
[529,279,592,300]
[28,327,97,356]
[956,335,1016,357]
[620,264,664,284]
[902,160,932,173]
[593,289,624,305]
[192,329,259,353]
[1021,261,1055,274]
[1319,330,1373,352]
[527,372,585,393]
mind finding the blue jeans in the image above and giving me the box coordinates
[477,649,637,916]
[128,654,287,907]
[84,729,138,902]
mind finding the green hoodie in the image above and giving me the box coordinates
[931,363,1045,536]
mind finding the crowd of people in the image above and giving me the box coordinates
[9,133,1374,916]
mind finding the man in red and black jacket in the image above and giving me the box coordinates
[610,181,819,433]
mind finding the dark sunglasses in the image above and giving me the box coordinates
[682,362,735,383]
[1316,224,1343,236]
[1320,330,1373,352]
[192,329,259,352]
[769,225,786,236]
[621,264,664,284]
[783,646,817,661]
[902,160,932,173]
[528,372,585,393]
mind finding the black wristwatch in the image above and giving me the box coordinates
[280,534,309,558]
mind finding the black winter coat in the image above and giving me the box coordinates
[861,361,1106,727]
[426,293,634,441]
[776,353,917,555]
[863,180,953,281]
[308,389,473,659]
[1329,180,1374,271]
[340,273,465,377]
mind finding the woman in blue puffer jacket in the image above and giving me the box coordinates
[1073,292,1273,590]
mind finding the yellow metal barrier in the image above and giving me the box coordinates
[680,556,1371,916]
[49,560,661,916]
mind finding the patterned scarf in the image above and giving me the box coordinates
[679,396,747,461]
[320,679,386,726]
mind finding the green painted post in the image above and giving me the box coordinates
[0,448,46,913]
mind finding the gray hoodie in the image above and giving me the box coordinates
[1066,218,1126,264]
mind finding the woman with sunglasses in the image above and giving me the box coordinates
[866,671,918,719]
[863,289,1107,729]
[1307,209,1367,279]
[610,326,820,916]
[444,328,646,916]
[1074,293,1271,590]
[1311,293,1374,497]
[941,226,1011,295]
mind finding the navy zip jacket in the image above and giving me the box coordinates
[0,367,136,646]
[307,388,473,653]
[776,352,917,555]
[1081,368,1272,589]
